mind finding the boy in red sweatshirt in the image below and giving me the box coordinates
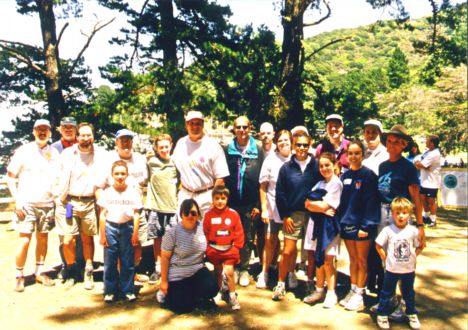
[203,185,244,310]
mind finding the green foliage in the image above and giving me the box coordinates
[387,47,410,88]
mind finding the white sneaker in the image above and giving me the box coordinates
[272,282,286,301]
[303,290,325,304]
[104,294,115,303]
[345,293,364,311]
[322,292,338,308]
[408,314,421,329]
[339,289,355,307]
[256,271,268,289]
[156,290,166,304]
[287,272,298,289]
[229,292,240,310]
[377,315,390,329]
[239,271,250,287]
[84,270,94,290]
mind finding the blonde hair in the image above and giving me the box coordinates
[391,197,414,214]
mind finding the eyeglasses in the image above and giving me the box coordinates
[295,143,309,148]
[183,210,198,217]
[235,125,249,130]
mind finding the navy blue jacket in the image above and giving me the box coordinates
[338,166,380,231]
[276,155,322,220]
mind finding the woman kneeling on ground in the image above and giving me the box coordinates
[159,199,218,313]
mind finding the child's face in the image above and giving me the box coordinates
[392,208,411,228]
[213,193,228,210]
[112,165,128,186]
[319,157,335,181]
[155,139,172,160]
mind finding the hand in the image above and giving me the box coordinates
[131,233,139,247]
[146,150,155,159]
[160,280,169,295]
[250,208,260,220]
[14,209,26,220]
[261,210,270,224]
[283,217,294,234]
[324,208,336,217]
[417,226,426,250]
[357,230,368,238]
[99,235,108,247]
[415,247,423,256]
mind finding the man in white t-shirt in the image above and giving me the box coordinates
[172,111,229,217]
[7,119,59,292]
[55,122,108,289]
[415,135,442,227]
[259,122,276,158]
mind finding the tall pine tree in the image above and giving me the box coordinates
[387,47,409,88]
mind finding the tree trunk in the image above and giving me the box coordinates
[277,0,308,129]
[159,0,185,139]
[37,0,66,131]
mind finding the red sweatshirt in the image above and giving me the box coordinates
[203,207,244,249]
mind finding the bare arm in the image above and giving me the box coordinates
[375,243,387,262]
[409,184,426,249]
[304,200,333,213]
[6,171,25,219]
[259,182,269,224]
[160,250,173,295]
[99,208,108,247]
[131,209,140,246]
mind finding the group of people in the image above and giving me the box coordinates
[7,111,443,328]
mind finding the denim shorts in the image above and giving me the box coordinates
[147,211,178,239]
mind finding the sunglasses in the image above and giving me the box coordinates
[184,210,198,217]
[295,143,309,148]
[235,125,249,130]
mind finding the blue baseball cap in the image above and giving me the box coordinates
[115,129,135,139]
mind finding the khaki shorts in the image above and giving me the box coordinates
[137,209,148,243]
[55,197,98,236]
[283,211,308,240]
[17,204,54,234]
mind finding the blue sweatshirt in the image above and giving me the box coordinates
[338,166,380,232]
[275,155,322,220]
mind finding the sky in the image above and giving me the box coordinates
[0,0,463,130]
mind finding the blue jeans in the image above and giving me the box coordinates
[377,271,417,315]
[104,221,135,295]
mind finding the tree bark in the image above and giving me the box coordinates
[37,0,66,130]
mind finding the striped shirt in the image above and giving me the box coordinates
[161,221,207,281]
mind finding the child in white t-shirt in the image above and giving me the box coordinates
[375,197,422,330]
[98,160,142,303]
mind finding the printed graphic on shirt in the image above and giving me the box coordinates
[216,229,230,237]
[355,180,362,189]
[379,172,392,194]
[393,239,411,263]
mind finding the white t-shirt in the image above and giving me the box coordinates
[172,135,229,191]
[304,176,343,250]
[55,145,108,199]
[363,144,389,175]
[97,186,143,224]
[258,152,290,223]
[419,148,442,189]
[7,142,59,207]
[295,156,311,173]
[99,150,148,196]
[375,224,419,273]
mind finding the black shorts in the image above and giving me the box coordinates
[340,224,377,241]
[420,187,438,198]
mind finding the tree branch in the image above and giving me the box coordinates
[63,17,116,80]
[129,0,150,68]
[0,44,46,75]
[0,39,41,52]
[304,36,351,62]
[303,0,331,27]
[57,22,69,48]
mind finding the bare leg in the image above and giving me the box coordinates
[279,238,297,282]
[16,233,32,269]
[356,240,372,288]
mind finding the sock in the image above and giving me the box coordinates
[16,267,24,278]
[155,263,161,273]
[85,260,93,272]
[351,283,357,292]
[430,214,437,223]
[35,263,44,276]
[423,211,429,218]
[356,287,365,295]
[316,287,324,292]
[230,291,237,298]
[327,289,335,296]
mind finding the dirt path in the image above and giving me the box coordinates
[1,208,466,329]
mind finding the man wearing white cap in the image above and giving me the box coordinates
[172,111,229,216]
[7,119,59,292]
[96,128,148,284]
[362,119,389,175]
[316,114,350,173]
